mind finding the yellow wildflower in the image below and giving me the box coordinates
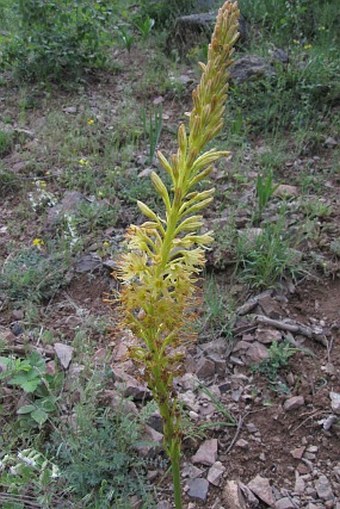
[87,118,94,126]
[32,238,44,247]
[304,44,312,50]
[103,241,110,248]
[79,158,89,166]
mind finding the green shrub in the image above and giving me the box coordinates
[0,130,13,157]
[2,0,115,82]
[53,406,154,508]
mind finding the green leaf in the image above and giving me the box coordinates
[17,404,36,415]
[31,408,49,426]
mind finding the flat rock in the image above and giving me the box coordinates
[315,475,334,501]
[187,478,209,502]
[207,461,225,486]
[330,391,340,415]
[283,396,305,412]
[230,55,275,83]
[75,253,101,273]
[54,342,73,369]
[248,474,276,507]
[192,438,218,466]
[273,184,299,198]
[47,191,85,224]
[255,327,282,344]
[246,341,270,363]
[258,295,283,319]
[223,480,248,509]
[290,446,306,459]
[275,498,295,509]
[137,425,163,458]
[196,356,215,379]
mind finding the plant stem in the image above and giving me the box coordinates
[171,437,182,509]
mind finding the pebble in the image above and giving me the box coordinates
[283,396,305,412]
[207,461,226,486]
[192,439,218,466]
[315,475,334,501]
[187,478,209,502]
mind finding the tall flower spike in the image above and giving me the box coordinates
[117,3,239,508]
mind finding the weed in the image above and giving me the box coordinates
[0,129,13,156]
[118,27,135,54]
[0,245,70,304]
[302,199,333,219]
[135,16,155,41]
[141,104,163,164]
[53,406,154,508]
[201,275,236,339]
[0,351,63,428]
[236,220,303,288]
[252,340,298,391]
[0,168,22,197]
[254,170,279,223]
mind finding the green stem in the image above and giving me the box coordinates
[171,437,183,509]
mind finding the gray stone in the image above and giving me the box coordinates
[255,327,282,344]
[274,184,299,198]
[324,136,338,148]
[113,369,150,400]
[283,396,305,412]
[196,356,216,379]
[315,475,334,501]
[192,438,218,466]
[246,341,270,363]
[207,461,225,487]
[136,425,163,458]
[235,439,249,449]
[75,253,101,273]
[54,342,74,369]
[47,191,85,224]
[223,480,248,509]
[271,48,289,64]
[294,474,305,495]
[230,55,275,83]
[187,478,209,502]
[330,392,340,415]
[248,475,276,507]
[157,502,172,509]
[275,498,295,509]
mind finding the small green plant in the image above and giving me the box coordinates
[0,448,60,509]
[141,104,163,164]
[0,129,13,156]
[201,276,236,339]
[0,351,62,427]
[0,168,22,197]
[236,220,303,288]
[53,406,154,509]
[0,246,69,304]
[118,26,135,53]
[254,170,279,223]
[252,340,298,390]
[135,16,155,41]
[117,4,240,507]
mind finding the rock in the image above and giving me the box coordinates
[10,322,23,336]
[294,473,305,495]
[196,356,216,379]
[11,309,24,320]
[157,502,172,509]
[207,353,226,376]
[271,48,289,64]
[182,463,204,479]
[75,253,101,273]
[330,392,340,415]
[200,338,228,356]
[324,136,337,148]
[54,342,74,369]
[176,373,199,391]
[229,55,275,83]
[47,191,85,224]
[283,396,305,412]
[246,341,270,363]
[178,390,200,412]
[113,369,150,400]
[63,106,77,114]
[248,475,276,507]
[187,478,209,502]
[315,475,334,501]
[192,438,218,466]
[235,439,249,449]
[137,425,163,458]
[257,295,283,319]
[207,461,225,487]
[106,390,138,416]
[275,498,295,509]
[223,480,248,509]
[255,327,282,344]
[290,446,306,459]
[273,184,299,198]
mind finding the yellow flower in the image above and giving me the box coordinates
[293,39,299,45]
[304,44,312,50]
[87,118,94,126]
[103,241,110,248]
[33,238,44,247]
[79,158,89,166]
